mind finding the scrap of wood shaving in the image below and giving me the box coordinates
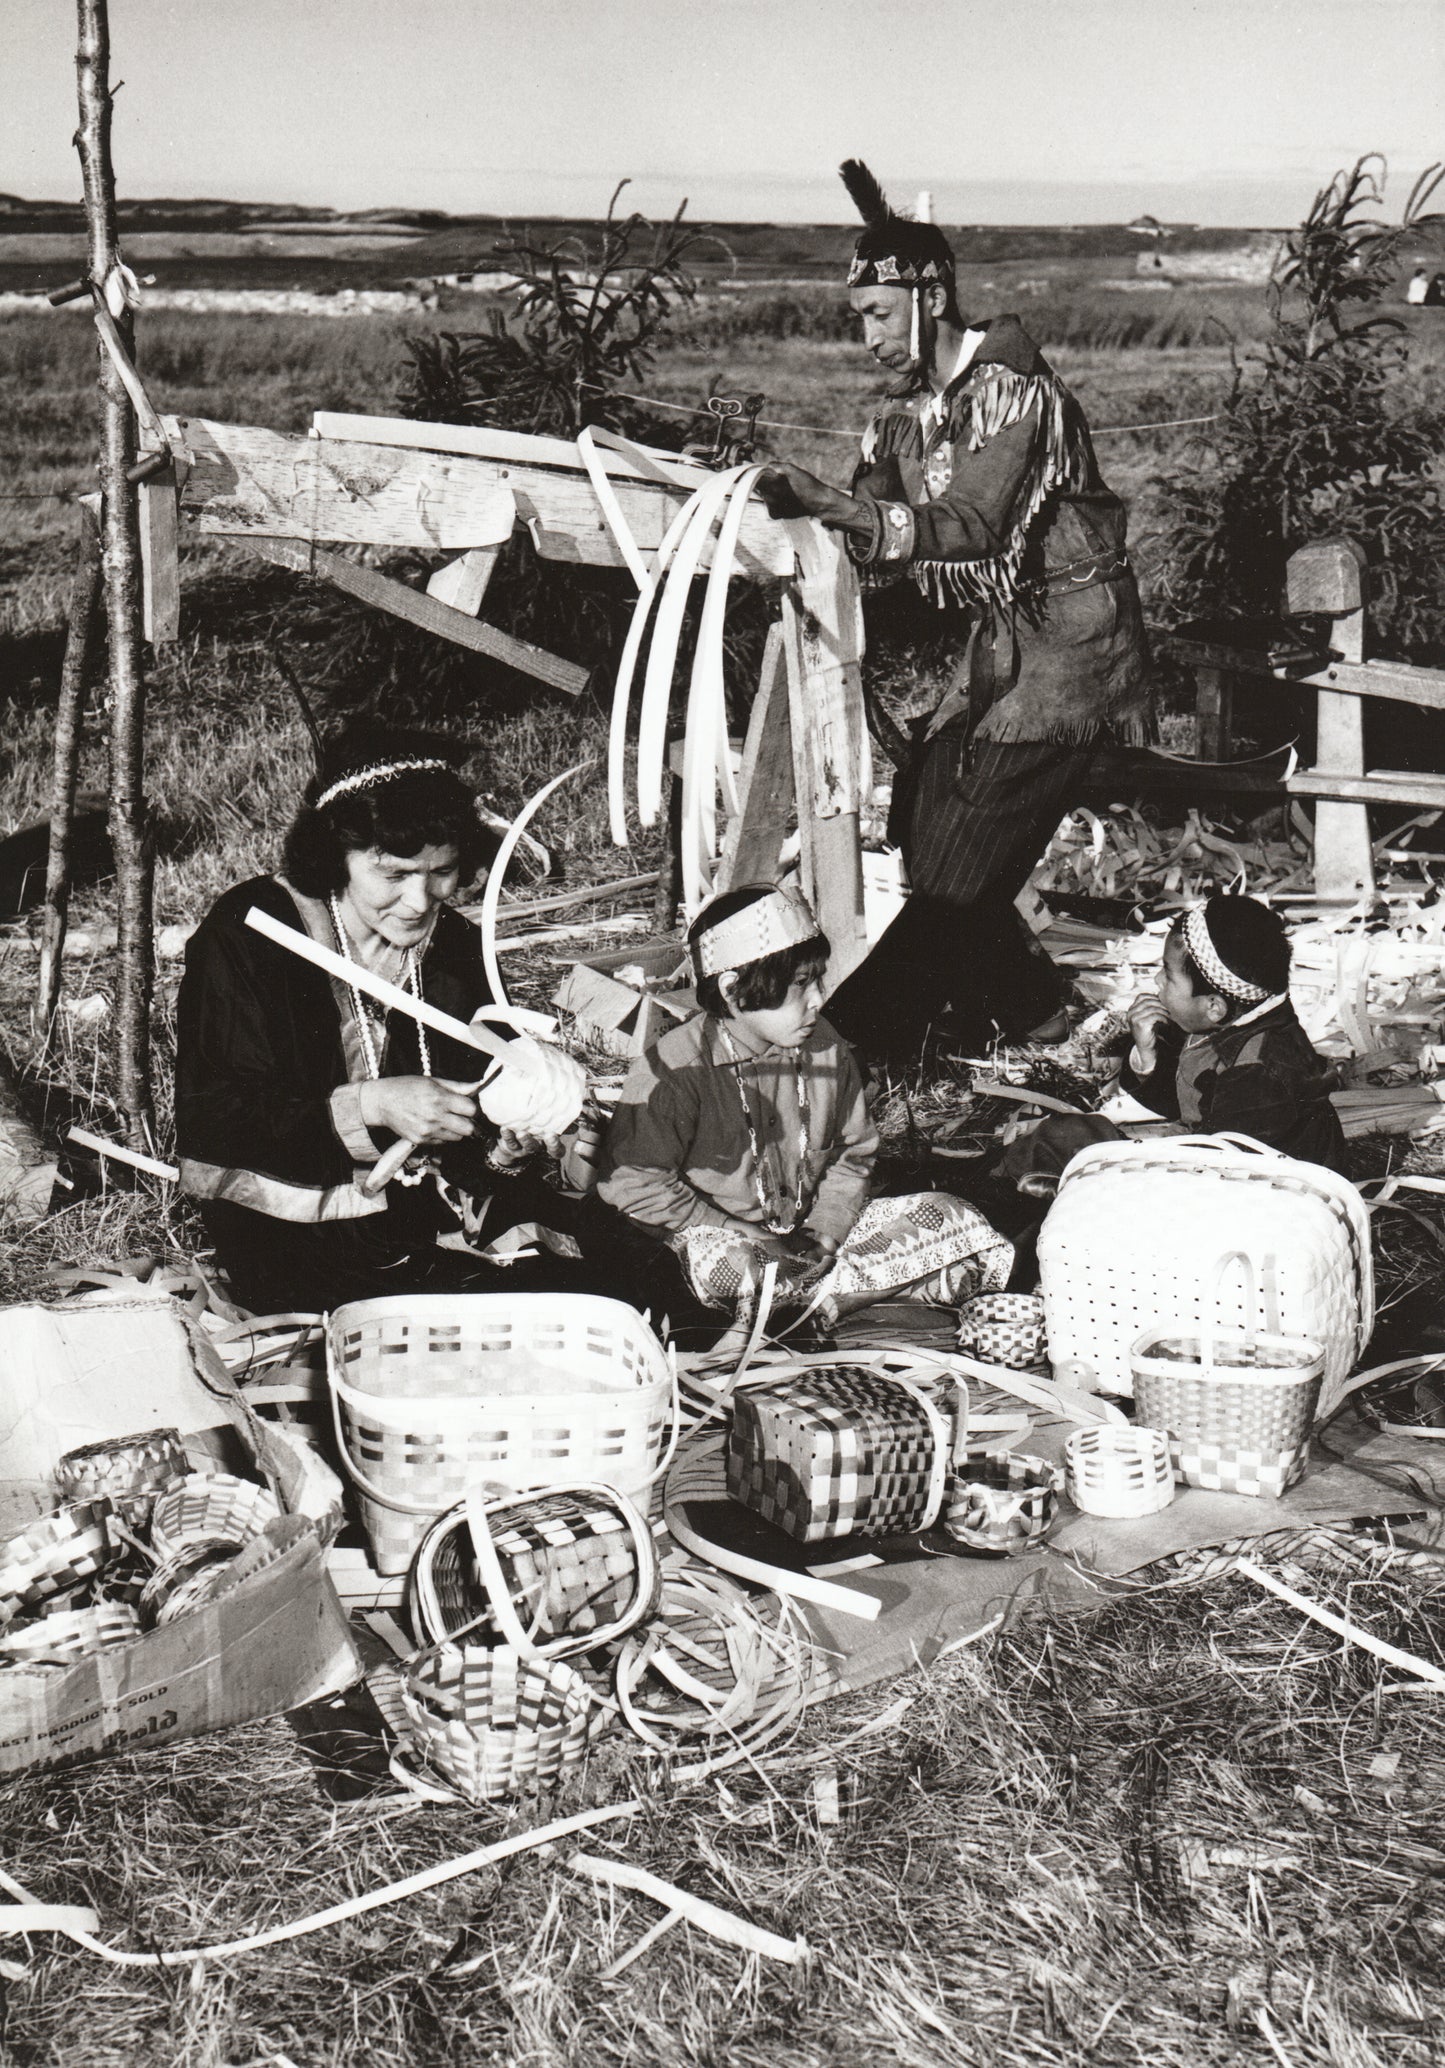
[1236,1558,1445,1689]
[567,1852,808,1963]
[0,1801,638,1966]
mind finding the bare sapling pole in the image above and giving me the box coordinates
[33,506,103,1048]
[75,0,154,1143]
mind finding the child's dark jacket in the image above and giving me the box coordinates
[1123,1001,1347,1172]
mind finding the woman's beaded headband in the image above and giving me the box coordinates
[314,758,452,810]
[1181,904,1271,1003]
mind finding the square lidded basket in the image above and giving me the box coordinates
[325,1294,672,1575]
[725,1367,948,1544]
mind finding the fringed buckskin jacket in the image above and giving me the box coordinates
[849,315,1153,747]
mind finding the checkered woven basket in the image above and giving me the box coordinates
[54,1429,189,1526]
[139,1545,237,1626]
[412,1482,659,1657]
[149,1473,281,1563]
[325,1293,674,1575]
[0,1502,113,1628]
[726,1365,950,1543]
[400,1643,594,1803]
[945,1452,1064,1556]
[1131,1324,1324,1498]
[0,1601,142,1664]
[957,1295,1046,1371]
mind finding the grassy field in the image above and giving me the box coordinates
[4,284,1445,2068]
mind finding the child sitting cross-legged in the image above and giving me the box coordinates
[593,882,1013,1336]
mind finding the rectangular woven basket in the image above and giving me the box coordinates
[326,1293,672,1574]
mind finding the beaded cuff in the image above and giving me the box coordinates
[846,496,915,568]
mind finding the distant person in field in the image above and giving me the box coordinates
[756,160,1153,1064]
[175,727,584,1313]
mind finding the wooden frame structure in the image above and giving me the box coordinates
[153,408,871,988]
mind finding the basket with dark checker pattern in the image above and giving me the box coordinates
[725,1366,950,1543]
[0,1503,114,1628]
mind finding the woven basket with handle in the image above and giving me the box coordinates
[1131,1250,1324,1497]
[411,1481,659,1656]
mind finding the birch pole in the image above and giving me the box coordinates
[75,0,153,1142]
[33,508,102,1047]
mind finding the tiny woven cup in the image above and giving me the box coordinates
[945,1452,1064,1556]
[0,1502,113,1628]
[55,1429,189,1526]
[1064,1425,1175,1518]
[958,1294,1046,1370]
[400,1643,594,1804]
[0,1601,142,1665]
[140,1545,238,1626]
[149,1474,281,1564]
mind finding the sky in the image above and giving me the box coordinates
[4,0,1441,226]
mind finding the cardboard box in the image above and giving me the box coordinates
[553,940,695,1058]
[0,1295,360,1776]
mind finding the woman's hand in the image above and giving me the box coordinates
[492,1125,566,1167]
[1127,994,1171,1075]
[358,1075,478,1145]
[755,464,864,531]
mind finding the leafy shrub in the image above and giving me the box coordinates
[1155,156,1445,664]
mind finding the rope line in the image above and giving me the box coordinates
[591,382,1223,440]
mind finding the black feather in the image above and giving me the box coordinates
[839,158,895,230]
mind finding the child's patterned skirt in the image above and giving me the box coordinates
[670,1191,1013,1323]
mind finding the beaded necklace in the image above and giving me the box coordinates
[330,897,432,1184]
[718,1025,811,1235]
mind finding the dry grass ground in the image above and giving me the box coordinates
[4,287,1445,2066]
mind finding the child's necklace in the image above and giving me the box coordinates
[718,1025,810,1235]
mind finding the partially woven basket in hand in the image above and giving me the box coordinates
[945,1452,1063,1556]
[149,1474,281,1563]
[0,1601,141,1664]
[54,1429,189,1525]
[0,1502,113,1627]
[400,1643,594,1803]
[411,1483,658,1656]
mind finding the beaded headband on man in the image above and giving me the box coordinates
[841,157,956,294]
[694,886,821,977]
[314,758,452,810]
[1181,904,1271,1003]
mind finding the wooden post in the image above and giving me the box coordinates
[1194,664,1233,761]
[715,624,794,892]
[33,508,103,1048]
[76,0,154,1142]
[780,527,867,993]
[1286,539,1374,901]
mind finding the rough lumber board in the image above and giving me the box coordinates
[715,624,794,891]
[426,547,500,613]
[1164,636,1445,712]
[137,465,180,644]
[1309,593,1374,900]
[165,416,519,551]
[310,409,796,581]
[226,534,586,696]
[1078,748,1285,797]
[1288,768,1445,810]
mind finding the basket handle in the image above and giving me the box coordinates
[459,1479,660,1661]
[1200,1250,1256,1377]
[877,1373,951,1532]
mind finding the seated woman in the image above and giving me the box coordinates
[590,882,1013,1338]
[175,726,582,1314]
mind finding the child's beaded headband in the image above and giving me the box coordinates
[1181,905,1270,1004]
[314,758,452,809]
[694,886,821,977]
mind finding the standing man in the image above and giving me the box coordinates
[758,161,1152,1062]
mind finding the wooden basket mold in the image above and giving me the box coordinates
[325,1293,674,1575]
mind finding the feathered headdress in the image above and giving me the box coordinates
[840,158,955,294]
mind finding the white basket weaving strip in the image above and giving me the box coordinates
[1037,1135,1371,1409]
[325,1293,674,1576]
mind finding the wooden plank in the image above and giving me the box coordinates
[1308,586,1373,901]
[165,416,520,551]
[715,624,794,891]
[310,408,796,581]
[137,464,180,644]
[226,534,587,696]
[425,546,501,614]
[1193,665,1233,761]
[1080,747,1286,797]
[1164,636,1445,712]
[1287,769,1445,810]
[781,526,867,991]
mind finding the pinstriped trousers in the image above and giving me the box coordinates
[826,729,1093,1062]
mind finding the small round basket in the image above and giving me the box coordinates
[400,1643,594,1804]
[0,1601,142,1665]
[140,1545,237,1626]
[149,1474,281,1564]
[1065,1426,1175,1518]
[945,1452,1064,1556]
[54,1429,189,1525]
[411,1483,658,1656]
[958,1293,1046,1370]
[0,1502,113,1627]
